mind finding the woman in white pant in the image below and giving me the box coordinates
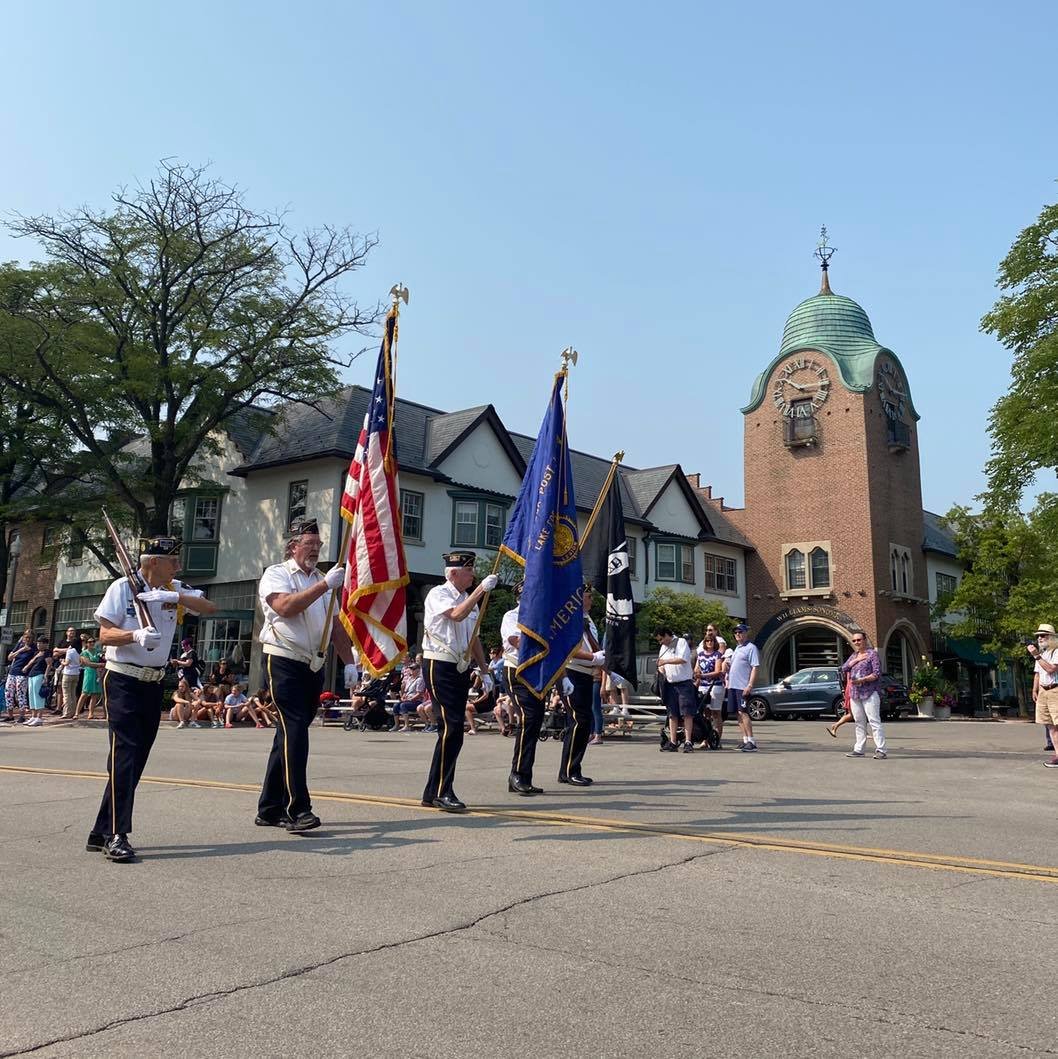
[840,632,886,759]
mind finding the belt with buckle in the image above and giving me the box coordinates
[105,661,167,683]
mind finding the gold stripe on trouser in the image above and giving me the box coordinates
[101,671,117,834]
[266,656,295,818]
[565,704,578,777]
[510,669,527,774]
[431,659,448,799]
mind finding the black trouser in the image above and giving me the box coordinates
[423,658,471,801]
[506,665,544,783]
[92,670,163,837]
[560,670,594,780]
[259,654,323,821]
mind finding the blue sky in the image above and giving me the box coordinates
[3,1,1056,513]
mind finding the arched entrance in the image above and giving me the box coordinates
[769,624,854,681]
[756,603,862,683]
[882,621,926,685]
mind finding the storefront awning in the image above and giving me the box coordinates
[945,636,996,667]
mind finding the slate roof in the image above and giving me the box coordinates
[923,509,959,558]
[228,386,754,550]
[225,406,275,457]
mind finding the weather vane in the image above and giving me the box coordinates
[813,226,836,273]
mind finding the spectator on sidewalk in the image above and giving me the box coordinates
[695,630,726,745]
[1028,624,1058,767]
[75,635,104,720]
[171,678,195,728]
[726,624,760,752]
[251,687,276,728]
[199,683,223,728]
[395,661,426,732]
[171,638,203,689]
[656,626,696,753]
[23,636,52,727]
[223,685,250,728]
[4,631,35,722]
[58,629,83,720]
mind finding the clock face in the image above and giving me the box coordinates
[877,360,906,419]
[772,356,831,418]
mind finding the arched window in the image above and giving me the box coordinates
[901,553,910,594]
[785,549,806,590]
[891,550,900,591]
[809,547,830,588]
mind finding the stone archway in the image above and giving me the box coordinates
[881,620,927,685]
[761,618,856,682]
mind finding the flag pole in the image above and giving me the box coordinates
[316,286,407,660]
[579,450,624,553]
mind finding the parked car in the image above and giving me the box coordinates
[745,668,915,722]
[745,667,843,721]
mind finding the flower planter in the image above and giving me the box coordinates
[933,703,951,720]
[916,695,935,718]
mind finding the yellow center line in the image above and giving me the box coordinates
[4,763,1057,885]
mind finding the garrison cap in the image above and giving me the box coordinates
[140,536,182,557]
[443,550,477,568]
[290,517,320,537]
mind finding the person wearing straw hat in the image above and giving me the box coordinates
[420,550,497,812]
[1027,623,1058,766]
[255,519,346,832]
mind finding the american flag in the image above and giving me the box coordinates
[337,306,409,676]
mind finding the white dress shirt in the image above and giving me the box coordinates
[258,559,330,658]
[96,576,197,667]
[422,580,478,658]
[500,605,520,668]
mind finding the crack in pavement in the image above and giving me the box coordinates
[457,929,1058,1055]
[0,846,734,1056]
[7,913,277,977]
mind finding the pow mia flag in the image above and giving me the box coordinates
[581,472,638,690]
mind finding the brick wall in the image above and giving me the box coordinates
[4,522,58,640]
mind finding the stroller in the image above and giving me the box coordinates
[658,709,721,751]
[538,691,569,741]
[344,677,393,731]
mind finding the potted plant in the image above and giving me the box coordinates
[934,682,957,721]
[910,659,943,719]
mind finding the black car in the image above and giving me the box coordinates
[745,668,914,722]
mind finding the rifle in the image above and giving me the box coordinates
[100,509,156,653]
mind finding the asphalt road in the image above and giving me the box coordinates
[2,716,1056,1058]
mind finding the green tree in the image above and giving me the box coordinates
[638,586,735,647]
[981,196,1058,506]
[473,554,523,655]
[0,161,378,540]
[938,502,1058,713]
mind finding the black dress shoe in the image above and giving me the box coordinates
[574,774,593,785]
[285,812,321,833]
[254,814,289,828]
[421,797,434,808]
[431,793,467,812]
[560,775,592,787]
[86,831,104,852]
[508,775,534,795]
[103,834,137,863]
[525,784,544,795]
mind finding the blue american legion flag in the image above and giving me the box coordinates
[500,371,583,698]
[338,305,409,676]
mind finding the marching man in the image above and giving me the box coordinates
[87,536,216,863]
[420,551,497,812]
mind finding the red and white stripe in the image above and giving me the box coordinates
[339,420,408,676]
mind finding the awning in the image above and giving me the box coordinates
[944,636,996,667]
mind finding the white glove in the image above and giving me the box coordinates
[132,627,161,650]
[137,589,180,605]
[480,574,499,592]
[591,650,607,667]
[324,566,346,590]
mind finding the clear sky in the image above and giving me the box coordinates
[3,1,1056,513]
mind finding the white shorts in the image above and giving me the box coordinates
[698,684,724,710]
[609,672,631,690]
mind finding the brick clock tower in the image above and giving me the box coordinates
[734,233,931,683]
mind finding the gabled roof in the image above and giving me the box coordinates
[227,385,752,550]
[923,509,959,558]
[426,405,527,475]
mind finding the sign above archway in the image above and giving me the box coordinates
[755,603,860,648]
